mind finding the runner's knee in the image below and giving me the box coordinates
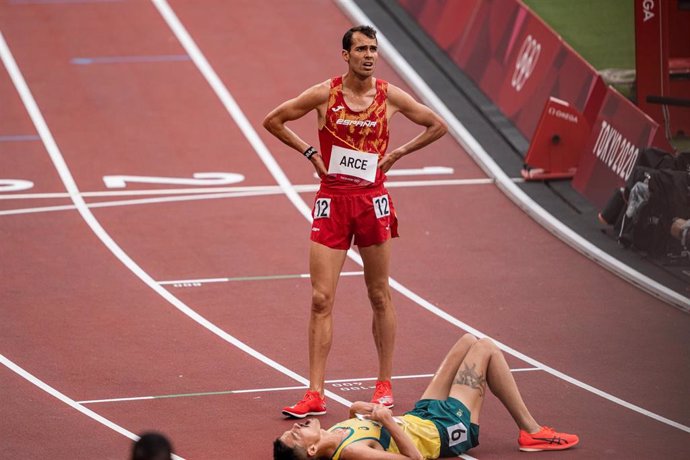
[448,333,477,359]
[311,288,335,315]
[474,337,499,356]
[459,333,478,347]
[367,286,392,312]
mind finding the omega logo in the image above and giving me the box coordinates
[511,34,541,92]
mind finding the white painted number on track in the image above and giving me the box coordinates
[0,179,34,192]
[103,172,244,189]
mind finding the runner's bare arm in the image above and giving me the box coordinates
[379,84,447,173]
[263,81,330,176]
[349,401,377,418]
[340,401,424,460]
[342,443,423,460]
[342,405,423,460]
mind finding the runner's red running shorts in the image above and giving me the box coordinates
[310,185,399,250]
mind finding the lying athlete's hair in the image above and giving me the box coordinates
[273,438,309,460]
[342,25,377,51]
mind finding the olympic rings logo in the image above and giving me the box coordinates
[511,34,541,92]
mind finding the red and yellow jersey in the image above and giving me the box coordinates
[318,75,389,191]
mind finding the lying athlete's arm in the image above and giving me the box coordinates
[379,84,447,173]
[349,401,377,419]
[341,405,424,460]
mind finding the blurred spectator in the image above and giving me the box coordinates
[671,218,690,249]
[131,432,173,460]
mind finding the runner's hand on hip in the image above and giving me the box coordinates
[310,153,328,178]
[378,150,402,173]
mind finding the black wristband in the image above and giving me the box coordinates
[303,146,317,160]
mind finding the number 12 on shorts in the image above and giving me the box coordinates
[373,194,390,219]
[314,198,331,219]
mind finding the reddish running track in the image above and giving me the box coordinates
[1,1,688,459]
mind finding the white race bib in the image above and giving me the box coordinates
[447,422,468,447]
[328,146,378,183]
[372,194,390,219]
[313,198,331,219]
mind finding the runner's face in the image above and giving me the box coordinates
[344,32,378,77]
[279,418,322,450]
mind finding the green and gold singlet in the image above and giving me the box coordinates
[328,414,442,460]
[328,398,480,459]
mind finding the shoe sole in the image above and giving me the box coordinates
[281,410,327,418]
[519,443,578,452]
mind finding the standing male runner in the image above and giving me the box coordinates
[263,25,447,417]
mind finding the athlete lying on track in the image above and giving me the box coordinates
[274,333,579,459]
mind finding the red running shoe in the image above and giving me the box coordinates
[518,426,579,451]
[282,391,327,418]
[371,380,394,408]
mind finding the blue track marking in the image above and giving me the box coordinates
[0,134,40,142]
[71,54,190,65]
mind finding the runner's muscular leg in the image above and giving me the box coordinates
[449,338,540,431]
[420,333,479,401]
[308,241,348,395]
[359,240,396,382]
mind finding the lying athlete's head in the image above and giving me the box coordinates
[342,25,377,51]
[273,438,309,460]
[274,418,325,460]
[273,418,330,460]
[131,432,173,460]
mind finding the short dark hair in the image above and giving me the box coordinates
[131,432,173,460]
[342,25,377,51]
[273,438,309,460]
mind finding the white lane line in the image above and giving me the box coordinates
[77,368,543,405]
[0,354,184,460]
[387,166,453,176]
[0,189,279,217]
[0,178,506,217]
[80,395,157,405]
[158,271,364,287]
[0,23,352,448]
[78,385,310,405]
[0,203,78,216]
[313,166,456,179]
[0,184,288,199]
[102,172,244,189]
[151,0,689,434]
[0,177,508,200]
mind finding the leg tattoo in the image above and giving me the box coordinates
[454,363,486,396]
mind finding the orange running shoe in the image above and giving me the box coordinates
[371,380,394,408]
[282,391,326,418]
[518,426,579,451]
